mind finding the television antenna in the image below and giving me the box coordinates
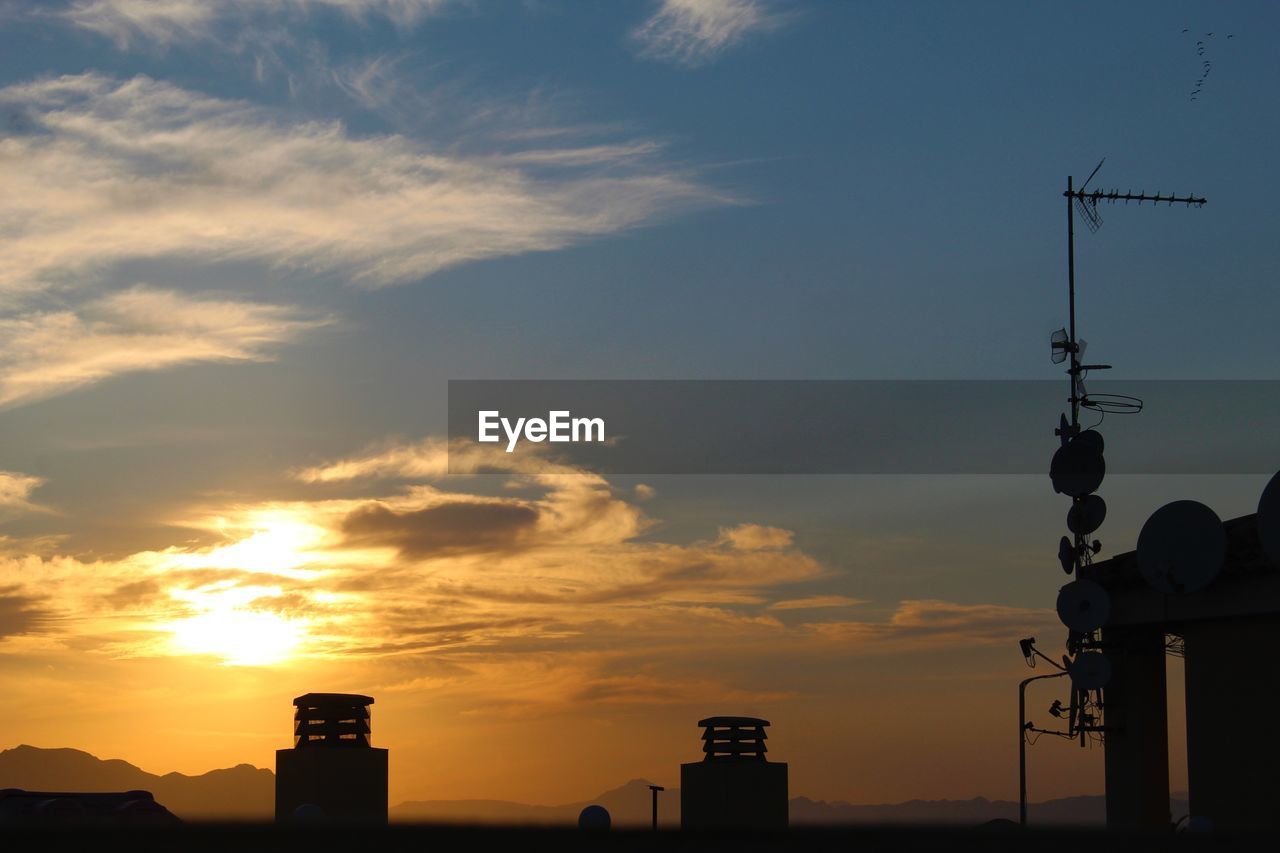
[1021,161,1208,786]
[1055,159,1206,582]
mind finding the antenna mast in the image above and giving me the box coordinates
[1057,165,1206,559]
[1032,161,1206,768]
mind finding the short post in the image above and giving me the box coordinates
[648,784,664,829]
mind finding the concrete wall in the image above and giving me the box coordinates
[1183,615,1280,831]
[1101,624,1170,830]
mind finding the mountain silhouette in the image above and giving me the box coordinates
[1,746,1189,826]
[0,745,273,820]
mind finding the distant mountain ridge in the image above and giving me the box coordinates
[0,744,274,820]
[2,745,1185,826]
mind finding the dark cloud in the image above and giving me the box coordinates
[0,586,52,638]
[104,578,162,609]
[341,501,539,557]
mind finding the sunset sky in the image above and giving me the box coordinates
[2,0,1279,809]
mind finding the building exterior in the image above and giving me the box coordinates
[680,716,788,830]
[1084,513,1280,831]
[275,692,388,824]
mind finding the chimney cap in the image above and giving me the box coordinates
[698,716,768,727]
[293,693,374,707]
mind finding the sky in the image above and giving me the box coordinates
[1,0,1279,810]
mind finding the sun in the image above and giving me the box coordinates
[175,510,329,577]
[169,607,306,666]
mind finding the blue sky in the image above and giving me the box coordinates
[0,0,1277,808]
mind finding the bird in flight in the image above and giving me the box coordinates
[1181,24,1237,102]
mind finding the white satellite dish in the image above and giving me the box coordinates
[1257,470,1280,569]
[1136,500,1226,594]
[1067,495,1107,535]
[1056,579,1111,632]
[1068,651,1112,690]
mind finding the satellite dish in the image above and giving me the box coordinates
[1057,536,1075,573]
[1050,437,1105,497]
[1136,500,1226,594]
[1257,470,1280,568]
[1056,579,1111,632]
[292,803,326,823]
[579,804,611,831]
[1068,651,1112,690]
[1067,495,1107,535]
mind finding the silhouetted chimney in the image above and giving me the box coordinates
[275,693,388,824]
[293,693,373,748]
[680,716,788,830]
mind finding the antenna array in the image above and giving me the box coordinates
[1025,160,1208,752]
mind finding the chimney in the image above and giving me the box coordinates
[275,693,388,824]
[680,716,788,830]
[293,693,373,748]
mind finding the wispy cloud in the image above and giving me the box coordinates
[330,53,415,112]
[0,437,821,668]
[0,472,48,513]
[0,286,327,407]
[631,0,787,67]
[803,599,1051,653]
[61,0,216,48]
[61,0,459,48]
[293,436,599,483]
[769,594,863,611]
[0,435,1051,727]
[716,523,794,551]
[0,74,727,296]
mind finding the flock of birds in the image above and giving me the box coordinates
[1183,28,1234,102]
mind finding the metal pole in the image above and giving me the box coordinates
[1020,671,1068,826]
[1067,175,1076,369]
[1066,175,1081,433]
[1064,176,1085,596]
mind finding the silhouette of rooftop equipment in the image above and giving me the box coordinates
[680,717,787,830]
[1019,161,1206,828]
[293,692,373,748]
[647,784,664,830]
[578,804,610,832]
[0,789,180,826]
[275,693,388,824]
[1082,508,1280,832]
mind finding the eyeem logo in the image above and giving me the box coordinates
[478,410,606,453]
